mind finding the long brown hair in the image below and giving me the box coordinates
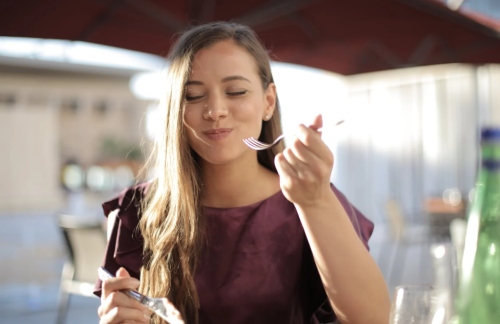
[138,22,284,324]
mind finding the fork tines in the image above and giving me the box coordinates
[243,137,269,150]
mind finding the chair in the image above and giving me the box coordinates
[56,214,107,324]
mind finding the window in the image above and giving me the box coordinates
[94,100,110,116]
[61,98,79,114]
[0,92,16,107]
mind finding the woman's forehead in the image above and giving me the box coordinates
[189,40,259,81]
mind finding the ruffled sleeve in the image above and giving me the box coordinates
[307,183,374,323]
[330,184,374,250]
[93,182,151,297]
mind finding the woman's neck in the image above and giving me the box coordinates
[199,153,280,208]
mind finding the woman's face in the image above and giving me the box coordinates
[183,39,276,165]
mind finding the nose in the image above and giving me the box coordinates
[203,95,228,121]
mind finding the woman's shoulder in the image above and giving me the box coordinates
[329,183,374,250]
[93,182,151,295]
[102,180,153,230]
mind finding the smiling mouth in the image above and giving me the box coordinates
[203,128,233,140]
[203,128,233,135]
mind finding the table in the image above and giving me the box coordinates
[423,198,466,239]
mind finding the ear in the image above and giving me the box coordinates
[262,82,277,120]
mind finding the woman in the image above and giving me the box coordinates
[94,22,390,324]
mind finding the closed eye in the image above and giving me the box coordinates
[185,95,204,102]
[227,90,247,97]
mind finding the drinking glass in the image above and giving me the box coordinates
[431,243,457,324]
[389,285,437,324]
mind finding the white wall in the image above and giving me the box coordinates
[0,102,60,211]
[0,73,148,212]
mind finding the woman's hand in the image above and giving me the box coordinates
[98,267,150,324]
[275,114,334,208]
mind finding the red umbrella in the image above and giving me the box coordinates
[2,0,500,75]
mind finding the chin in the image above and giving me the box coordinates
[196,148,244,166]
[200,153,236,165]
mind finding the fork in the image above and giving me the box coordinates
[98,267,184,324]
[243,119,344,150]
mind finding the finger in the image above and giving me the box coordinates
[289,136,320,165]
[100,305,150,324]
[99,307,147,324]
[296,124,332,161]
[101,291,149,318]
[283,147,309,177]
[116,267,131,278]
[275,153,298,179]
[309,114,323,132]
[101,277,140,301]
[100,304,142,323]
[101,268,140,301]
[100,316,147,324]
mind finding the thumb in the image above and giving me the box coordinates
[309,114,323,132]
[116,267,131,278]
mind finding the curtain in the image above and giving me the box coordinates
[330,64,500,225]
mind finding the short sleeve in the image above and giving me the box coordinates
[307,183,374,323]
[93,182,151,297]
[330,184,374,250]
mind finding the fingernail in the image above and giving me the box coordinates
[144,312,150,320]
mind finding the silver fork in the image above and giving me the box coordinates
[98,266,184,324]
[243,120,344,150]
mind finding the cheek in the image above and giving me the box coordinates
[232,102,264,140]
[183,107,203,147]
[232,97,264,122]
[183,107,197,127]
[185,127,206,159]
[183,106,206,137]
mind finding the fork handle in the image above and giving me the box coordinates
[126,290,147,303]
[98,267,146,304]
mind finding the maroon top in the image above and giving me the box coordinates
[94,182,374,324]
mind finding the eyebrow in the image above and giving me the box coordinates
[185,75,251,86]
[222,75,251,83]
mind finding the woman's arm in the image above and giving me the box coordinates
[274,115,390,324]
[295,193,390,324]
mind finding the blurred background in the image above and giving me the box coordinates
[1,0,500,323]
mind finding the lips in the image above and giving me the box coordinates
[202,128,233,140]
